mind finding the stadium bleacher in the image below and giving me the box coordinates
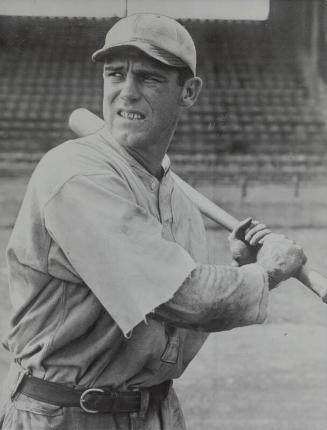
[0,15,327,182]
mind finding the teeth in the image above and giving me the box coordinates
[120,110,143,120]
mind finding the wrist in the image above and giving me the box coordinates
[231,259,240,267]
[256,260,282,290]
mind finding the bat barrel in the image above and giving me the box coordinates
[68,108,105,137]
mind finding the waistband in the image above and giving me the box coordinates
[14,373,172,415]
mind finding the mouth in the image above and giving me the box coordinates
[118,109,145,121]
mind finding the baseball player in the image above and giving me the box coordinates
[0,14,305,430]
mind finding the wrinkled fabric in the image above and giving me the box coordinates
[7,129,198,336]
[156,263,268,331]
[1,127,268,429]
[1,128,209,429]
[4,129,209,388]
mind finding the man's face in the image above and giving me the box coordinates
[102,48,183,151]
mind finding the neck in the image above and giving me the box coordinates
[128,124,178,178]
[109,130,176,179]
[125,145,166,179]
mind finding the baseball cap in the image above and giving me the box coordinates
[91,13,196,75]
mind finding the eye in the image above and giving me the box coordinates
[104,70,124,80]
[141,73,162,83]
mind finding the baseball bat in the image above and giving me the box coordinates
[68,108,327,303]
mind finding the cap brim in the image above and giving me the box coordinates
[92,41,193,73]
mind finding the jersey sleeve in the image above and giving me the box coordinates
[44,174,196,335]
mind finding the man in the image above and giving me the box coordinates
[0,14,305,430]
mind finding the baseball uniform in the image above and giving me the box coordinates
[0,127,268,429]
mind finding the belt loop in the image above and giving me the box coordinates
[10,370,29,401]
[130,413,138,430]
[130,389,149,424]
[138,389,150,419]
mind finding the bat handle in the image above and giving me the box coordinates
[295,264,327,303]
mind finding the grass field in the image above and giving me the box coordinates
[0,178,327,429]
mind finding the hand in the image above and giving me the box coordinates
[228,217,271,266]
[256,233,307,289]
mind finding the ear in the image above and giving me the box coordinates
[179,77,203,108]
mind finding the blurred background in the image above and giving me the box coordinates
[0,0,327,429]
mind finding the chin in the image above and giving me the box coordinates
[112,130,136,147]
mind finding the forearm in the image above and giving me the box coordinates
[153,263,269,332]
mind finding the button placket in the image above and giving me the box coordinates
[158,179,174,237]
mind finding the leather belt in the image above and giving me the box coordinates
[16,374,172,414]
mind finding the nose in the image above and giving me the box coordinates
[119,74,140,102]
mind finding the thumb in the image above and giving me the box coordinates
[229,217,252,240]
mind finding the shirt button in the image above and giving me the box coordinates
[150,181,156,191]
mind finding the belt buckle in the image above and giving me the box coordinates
[80,388,104,414]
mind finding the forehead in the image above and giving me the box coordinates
[104,47,175,73]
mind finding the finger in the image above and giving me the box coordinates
[245,223,268,242]
[229,217,252,239]
[249,229,271,245]
[244,219,259,235]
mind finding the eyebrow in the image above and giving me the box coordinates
[103,65,124,72]
[103,63,169,80]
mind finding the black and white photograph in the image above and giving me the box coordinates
[0,0,326,429]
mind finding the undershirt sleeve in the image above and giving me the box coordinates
[154,263,269,331]
[44,174,196,336]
